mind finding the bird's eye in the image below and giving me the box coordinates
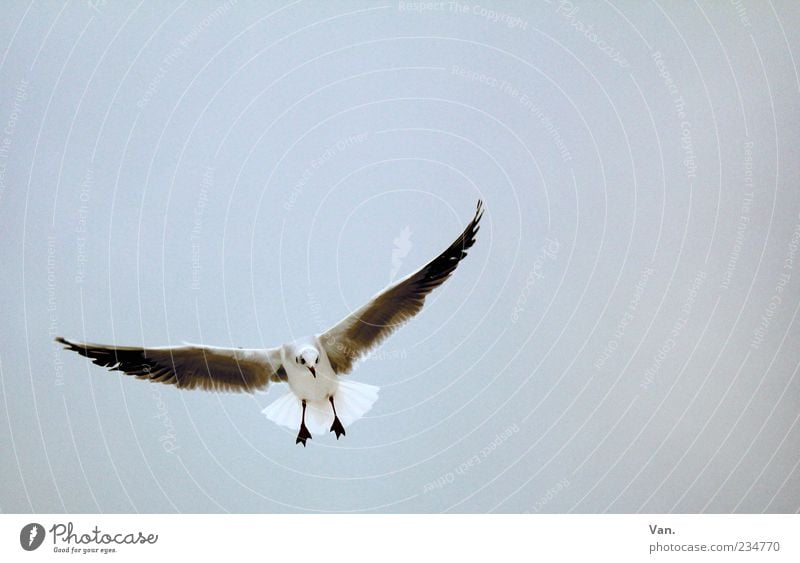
[301,358,305,364]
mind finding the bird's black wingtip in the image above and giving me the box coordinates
[55,337,83,353]
[470,199,484,239]
[474,199,485,224]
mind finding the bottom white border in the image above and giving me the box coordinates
[2,514,798,562]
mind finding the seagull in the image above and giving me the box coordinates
[57,200,483,446]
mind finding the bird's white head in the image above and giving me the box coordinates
[294,346,319,377]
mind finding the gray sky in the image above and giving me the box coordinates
[1,0,799,513]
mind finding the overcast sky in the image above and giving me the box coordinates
[1,1,799,513]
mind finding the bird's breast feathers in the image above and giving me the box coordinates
[282,341,338,402]
[286,365,338,402]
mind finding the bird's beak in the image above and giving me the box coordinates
[309,366,316,378]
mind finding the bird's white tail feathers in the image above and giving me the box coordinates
[262,380,379,435]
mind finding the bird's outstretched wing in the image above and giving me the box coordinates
[320,199,483,374]
[56,337,286,393]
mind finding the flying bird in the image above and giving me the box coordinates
[57,200,484,446]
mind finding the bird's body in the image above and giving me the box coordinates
[282,337,338,404]
[57,200,484,446]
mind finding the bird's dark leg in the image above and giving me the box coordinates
[329,396,346,439]
[296,400,312,446]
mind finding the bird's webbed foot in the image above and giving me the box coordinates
[330,416,346,439]
[296,399,312,446]
[296,423,312,446]
[328,396,346,439]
